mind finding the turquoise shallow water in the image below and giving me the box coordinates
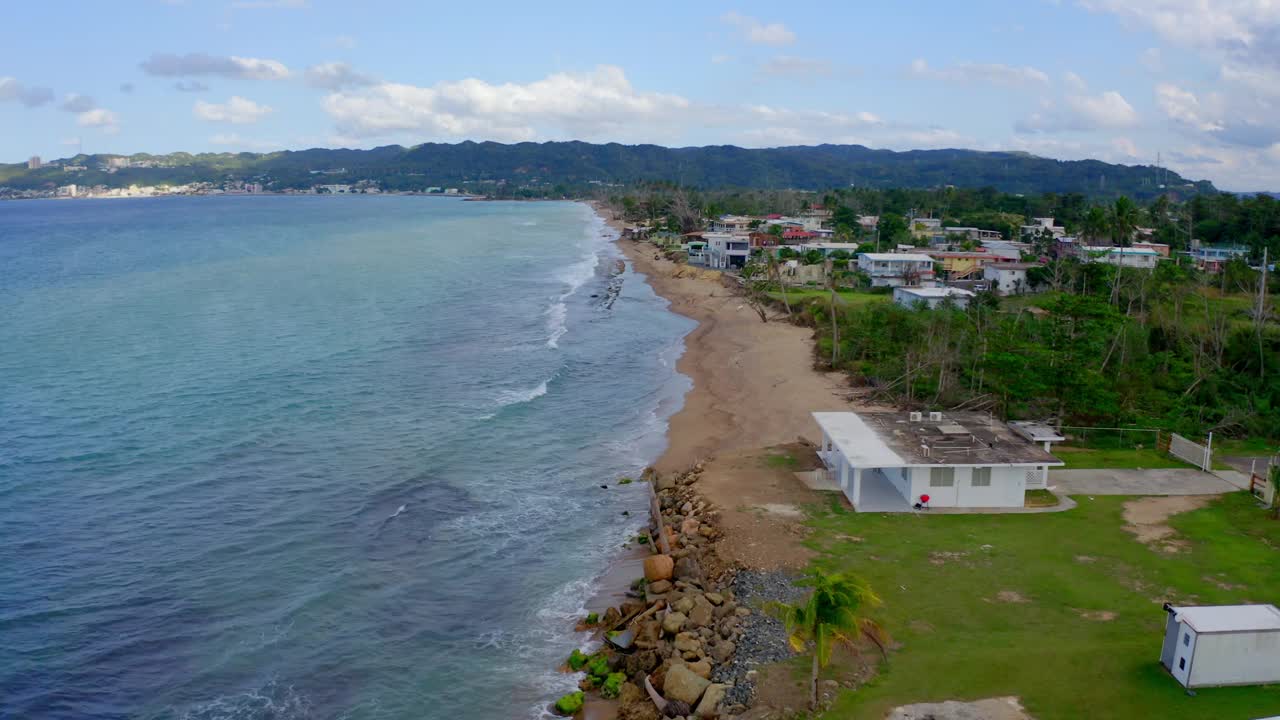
[0,196,694,719]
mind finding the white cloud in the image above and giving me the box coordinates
[60,94,96,113]
[332,35,357,49]
[77,108,119,133]
[0,76,55,107]
[1062,71,1087,92]
[721,11,796,46]
[759,55,833,78]
[1111,136,1140,157]
[909,58,1049,86]
[322,65,693,141]
[1156,83,1222,131]
[194,96,273,124]
[304,62,377,90]
[1017,90,1139,132]
[139,53,290,80]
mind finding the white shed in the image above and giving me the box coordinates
[1160,603,1280,688]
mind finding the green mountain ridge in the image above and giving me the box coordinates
[1,141,1215,199]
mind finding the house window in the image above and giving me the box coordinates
[1178,658,1186,670]
[1183,633,1191,647]
[930,467,954,487]
[971,468,992,487]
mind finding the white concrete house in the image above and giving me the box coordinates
[703,232,750,269]
[1160,604,1280,688]
[893,286,975,310]
[856,253,937,287]
[812,411,1063,512]
[1083,246,1160,269]
[983,262,1040,295]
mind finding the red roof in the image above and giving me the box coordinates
[766,213,783,219]
[782,229,816,239]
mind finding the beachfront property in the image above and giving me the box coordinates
[812,410,1063,512]
[703,232,750,269]
[923,250,998,280]
[983,262,1040,295]
[857,252,937,287]
[1083,245,1161,269]
[893,286,975,310]
[710,215,754,234]
[1159,604,1280,688]
[1019,217,1067,239]
[1187,244,1249,273]
[798,242,863,257]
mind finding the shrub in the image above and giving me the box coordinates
[584,612,599,626]
[600,672,627,699]
[617,477,633,485]
[567,648,589,670]
[554,691,584,716]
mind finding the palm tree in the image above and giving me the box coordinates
[1081,206,1108,243]
[770,569,889,710]
[1108,196,1139,247]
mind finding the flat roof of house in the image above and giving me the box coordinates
[1008,420,1065,443]
[989,262,1040,270]
[1084,246,1160,256]
[896,287,975,298]
[859,252,936,262]
[1171,604,1280,633]
[799,242,861,250]
[814,411,1062,467]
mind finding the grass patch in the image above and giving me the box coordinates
[1055,445,1194,470]
[766,452,801,470]
[805,492,1280,720]
[768,289,891,307]
[1024,489,1059,507]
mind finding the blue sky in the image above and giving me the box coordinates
[3,0,1279,189]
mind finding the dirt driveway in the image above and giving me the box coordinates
[1050,468,1242,495]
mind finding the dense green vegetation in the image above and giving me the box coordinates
[1,141,1211,199]
[804,492,1280,720]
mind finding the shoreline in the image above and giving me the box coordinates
[590,202,850,474]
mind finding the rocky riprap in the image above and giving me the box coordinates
[558,464,799,720]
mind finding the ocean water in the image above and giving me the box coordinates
[0,196,694,720]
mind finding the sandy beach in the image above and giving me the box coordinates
[595,207,850,474]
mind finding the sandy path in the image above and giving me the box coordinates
[607,224,850,473]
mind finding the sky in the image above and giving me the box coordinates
[3,1,1280,190]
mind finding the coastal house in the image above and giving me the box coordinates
[711,215,754,234]
[1019,217,1066,240]
[983,262,1040,295]
[1132,241,1171,258]
[812,411,1063,512]
[856,252,937,287]
[981,239,1032,261]
[782,228,817,244]
[798,242,863,257]
[1160,604,1280,688]
[945,226,1003,243]
[1188,244,1249,273]
[1083,246,1160,269]
[749,231,778,249]
[924,250,997,280]
[893,286,975,310]
[703,232,750,269]
[910,217,943,239]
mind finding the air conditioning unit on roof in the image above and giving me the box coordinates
[909,411,923,422]
[929,411,943,421]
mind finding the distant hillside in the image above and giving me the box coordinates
[0,141,1215,199]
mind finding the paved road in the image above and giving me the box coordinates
[1050,467,1246,495]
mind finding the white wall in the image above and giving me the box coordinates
[1188,630,1280,687]
[908,465,1026,508]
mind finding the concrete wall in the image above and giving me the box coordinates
[1188,630,1280,687]
[907,465,1026,508]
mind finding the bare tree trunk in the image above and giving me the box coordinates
[810,651,819,711]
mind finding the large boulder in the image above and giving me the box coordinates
[617,682,660,720]
[622,649,660,679]
[672,596,695,615]
[644,555,674,582]
[694,683,729,717]
[686,659,712,679]
[688,596,714,628]
[673,556,703,582]
[646,579,672,595]
[663,664,711,705]
[672,632,701,654]
[711,640,736,664]
[661,611,687,635]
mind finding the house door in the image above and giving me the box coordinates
[1171,626,1196,686]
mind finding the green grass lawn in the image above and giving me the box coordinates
[804,492,1280,720]
[767,289,891,307]
[1054,445,1195,470]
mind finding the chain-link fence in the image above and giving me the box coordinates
[1058,426,1163,450]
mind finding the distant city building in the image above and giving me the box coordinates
[63,165,87,172]
[27,156,41,169]
[106,157,131,169]
[56,184,78,197]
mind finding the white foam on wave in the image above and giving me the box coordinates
[544,213,612,349]
[494,379,550,408]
